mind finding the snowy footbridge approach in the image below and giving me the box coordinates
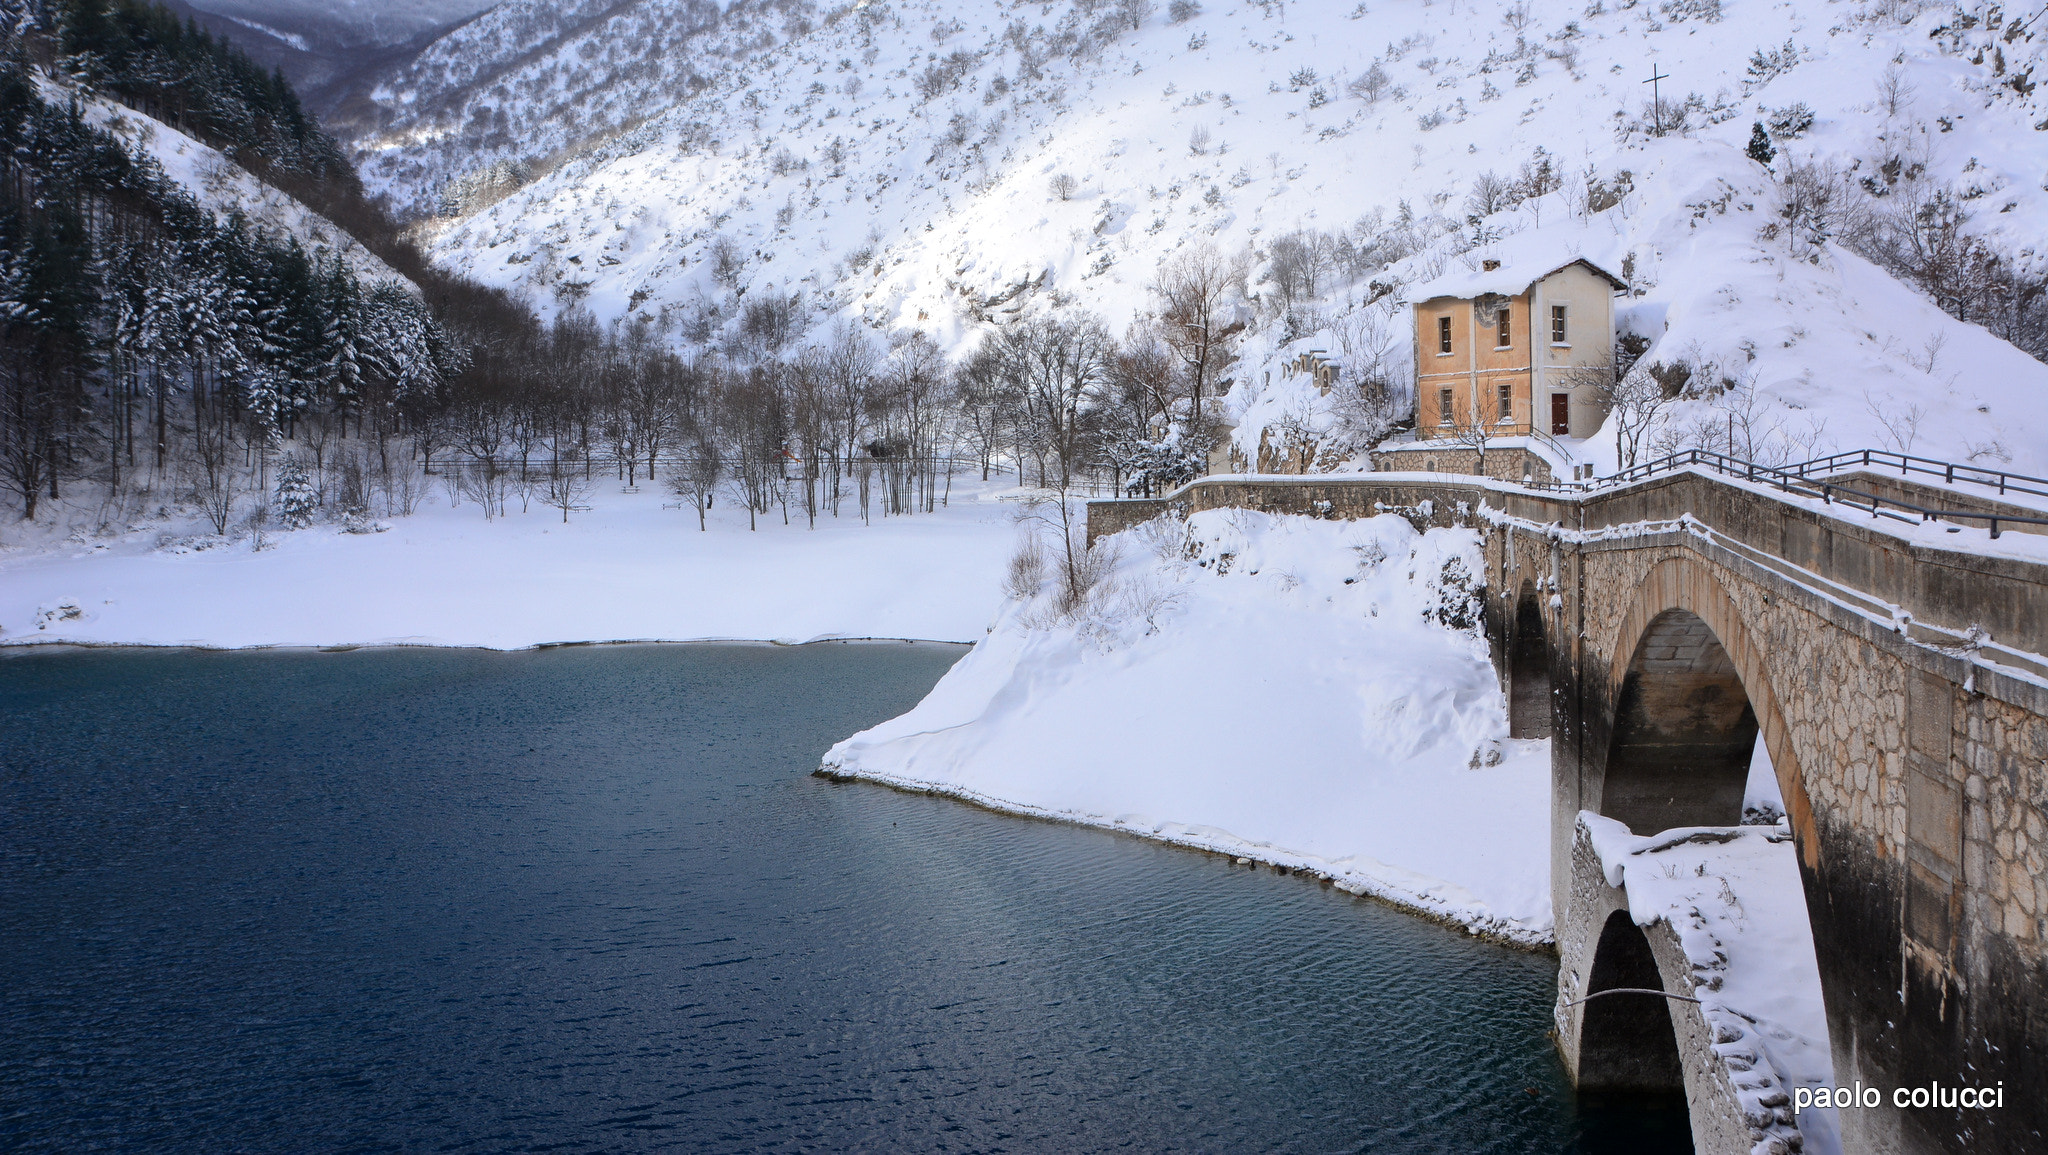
[1089,450,2048,1155]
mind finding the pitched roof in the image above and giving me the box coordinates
[1407,222,1631,303]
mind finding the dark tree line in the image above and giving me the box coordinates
[0,47,472,520]
[45,0,349,185]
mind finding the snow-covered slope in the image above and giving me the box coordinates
[410,0,2048,470]
[826,507,1557,944]
[349,0,739,213]
[186,0,497,49]
[55,78,409,288]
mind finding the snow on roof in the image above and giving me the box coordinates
[1409,225,1628,304]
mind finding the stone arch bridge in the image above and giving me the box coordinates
[1089,459,2048,1155]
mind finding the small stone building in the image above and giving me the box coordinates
[1411,256,1625,441]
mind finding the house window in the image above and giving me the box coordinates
[1550,304,1568,344]
[1438,386,1454,426]
[1437,316,1453,355]
[1497,383,1513,423]
[1496,309,1511,349]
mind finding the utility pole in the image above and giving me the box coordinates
[1644,63,1669,136]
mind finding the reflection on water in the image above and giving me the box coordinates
[0,644,1688,1152]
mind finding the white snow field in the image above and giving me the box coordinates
[826,508,1558,945]
[0,480,1018,650]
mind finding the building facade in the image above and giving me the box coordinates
[1412,258,1625,441]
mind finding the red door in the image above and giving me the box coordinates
[1551,393,1571,436]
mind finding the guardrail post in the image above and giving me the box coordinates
[1946,463,1954,485]
[1990,517,2001,540]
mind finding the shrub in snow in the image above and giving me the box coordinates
[1167,0,1201,23]
[273,459,317,530]
[1424,555,1483,632]
[1744,40,1800,94]
[1658,0,1722,23]
[1004,531,1047,600]
[1109,435,1205,497]
[1766,103,1816,139]
[1347,61,1392,104]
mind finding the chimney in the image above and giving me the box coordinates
[1482,259,1501,271]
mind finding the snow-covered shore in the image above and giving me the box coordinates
[0,481,1018,650]
[825,508,1558,945]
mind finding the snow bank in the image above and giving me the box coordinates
[1582,812,1841,1155]
[825,508,1555,944]
[0,481,1016,649]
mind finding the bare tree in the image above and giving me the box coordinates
[1864,390,1926,455]
[1014,487,1116,617]
[666,433,724,530]
[192,423,237,534]
[1268,230,1338,311]
[1347,60,1393,104]
[1152,244,1247,424]
[1447,415,1495,475]
[1586,363,1667,468]
[1049,172,1078,201]
[543,464,593,523]
[1876,59,1914,119]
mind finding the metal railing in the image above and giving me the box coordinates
[1522,448,2048,539]
[1773,448,2048,505]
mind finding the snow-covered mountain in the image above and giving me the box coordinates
[347,0,733,206]
[403,0,2047,472]
[53,77,408,289]
[184,0,499,49]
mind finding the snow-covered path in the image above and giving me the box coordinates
[0,482,1018,649]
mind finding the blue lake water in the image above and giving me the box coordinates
[0,644,1688,1152]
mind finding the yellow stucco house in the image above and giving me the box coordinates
[1411,256,1626,441]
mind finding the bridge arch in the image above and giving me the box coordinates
[1601,557,1816,859]
[1508,580,1552,739]
[1577,910,1687,1097]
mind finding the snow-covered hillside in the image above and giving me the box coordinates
[349,0,738,211]
[54,78,409,288]
[187,0,497,49]
[406,0,2048,471]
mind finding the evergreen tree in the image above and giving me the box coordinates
[1746,122,1776,169]
[273,455,314,528]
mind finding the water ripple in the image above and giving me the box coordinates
[0,645,1686,1153]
